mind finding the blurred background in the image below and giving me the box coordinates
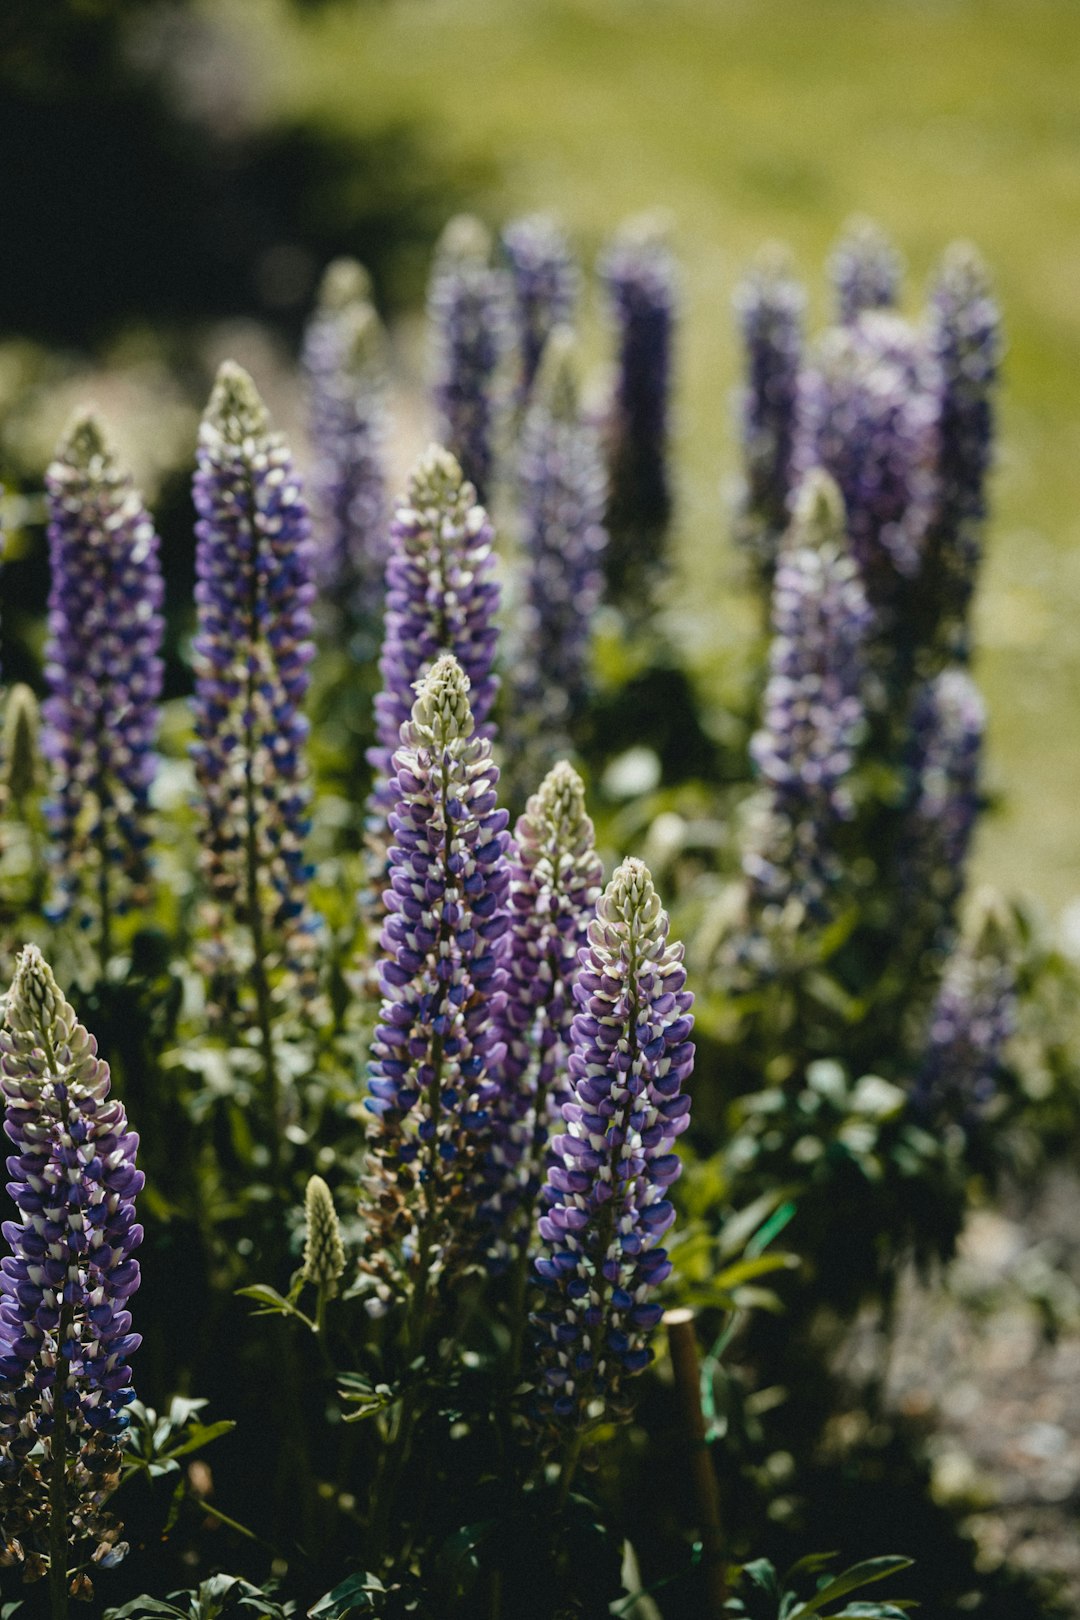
[2,0,1078,912]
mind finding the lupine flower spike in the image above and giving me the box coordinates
[302,1176,346,1335]
[733,245,806,589]
[42,412,164,965]
[0,946,143,1600]
[482,761,603,1258]
[533,858,694,1441]
[501,214,580,402]
[191,362,317,995]
[740,472,872,948]
[428,216,512,505]
[509,330,607,792]
[915,890,1018,1120]
[362,656,510,1317]
[3,685,40,817]
[302,258,389,639]
[599,216,677,606]
[829,216,904,327]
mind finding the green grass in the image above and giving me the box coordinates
[236,0,1080,910]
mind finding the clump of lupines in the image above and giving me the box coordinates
[301,257,389,634]
[741,472,872,933]
[428,216,512,505]
[362,656,510,1310]
[599,216,676,604]
[733,245,806,587]
[191,362,317,976]
[829,216,903,327]
[481,762,603,1252]
[921,243,1002,650]
[915,892,1018,1118]
[509,330,608,790]
[792,313,941,621]
[533,858,694,1427]
[41,412,164,955]
[501,214,580,401]
[899,667,985,947]
[0,947,143,1586]
[366,447,500,861]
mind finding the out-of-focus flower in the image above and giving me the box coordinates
[899,666,984,943]
[829,216,903,327]
[502,214,580,402]
[915,890,1017,1117]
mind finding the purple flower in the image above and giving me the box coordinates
[362,656,510,1308]
[915,892,1017,1117]
[191,363,317,971]
[792,313,941,618]
[42,412,164,953]
[599,218,676,603]
[481,762,603,1253]
[899,667,984,939]
[501,215,580,401]
[533,858,694,1426]
[829,216,903,326]
[0,947,143,1572]
[302,258,389,636]
[742,472,872,929]
[509,331,607,788]
[428,216,513,505]
[733,247,806,584]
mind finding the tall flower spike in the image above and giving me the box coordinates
[733,245,806,587]
[533,858,694,1426]
[921,243,1002,650]
[508,330,607,792]
[302,1176,346,1296]
[0,947,143,1582]
[42,411,164,960]
[481,762,603,1253]
[302,259,389,636]
[829,216,904,327]
[792,313,941,620]
[898,667,984,945]
[428,216,512,505]
[501,214,580,402]
[191,362,317,977]
[599,216,676,605]
[742,472,872,933]
[915,890,1017,1118]
[362,656,510,1310]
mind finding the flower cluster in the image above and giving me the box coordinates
[428,216,512,504]
[900,667,985,943]
[509,331,608,789]
[501,214,580,401]
[363,657,510,1305]
[301,257,389,635]
[599,217,676,602]
[482,762,603,1251]
[742,472,872,928]
[533,858,694,1426]
[191,363,317,972]
[42,412,164,949]
[734,247,806,584]
[829,216,903,326]
[0,947,142,1576]
[915,893,1018,1118]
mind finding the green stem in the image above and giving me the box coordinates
[555,1428,585,1514]
[96,826,112,980]
[48,1320,70,1620]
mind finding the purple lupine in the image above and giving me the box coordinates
[829,217,903,327]
[191,363,317,972]
[792,313,941,619]
[509,330,607,790]
[733,246,806,586]
[301,258,389,636]
[361,656,510,1309]
[481,762,603,1252]
[742,472,872,929]
[899,667,984,939]
[42,412,164,957]
[914,893,1017,1117]
[599,217,676,603]
[533,858,694,1426]
[501,214,580,401]
[428,216,512,505]
[922,243,1001,648]
[0,947,143,1579]
[366,447,500,859]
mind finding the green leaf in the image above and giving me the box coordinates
[307,1572,386,1618]
[104,1601,187,1619]
[161,1420,236,1461]
[713,1253,798,1291]
[791,1558,914,1617]
[236,1285,313,1327]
